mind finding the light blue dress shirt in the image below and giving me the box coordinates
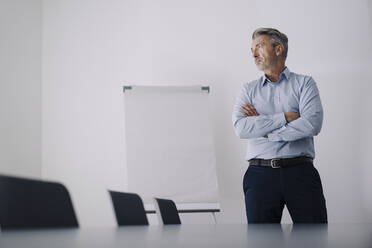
[232,67,323,160]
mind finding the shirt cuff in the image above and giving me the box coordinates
[272,112,286,128]
[267,113,286,141]
[267,132,282,142]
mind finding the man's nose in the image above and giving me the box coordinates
[252,50,258,58]
[251,49,258,58]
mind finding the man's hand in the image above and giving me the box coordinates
[241,104,259,116]
[285,112,300,123]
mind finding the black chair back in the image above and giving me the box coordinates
[109,191,149,226]
[154,198,181,225]
[0,174,79,229]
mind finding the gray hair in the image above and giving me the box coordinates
[252,28,288,60]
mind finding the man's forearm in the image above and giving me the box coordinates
[233,112,286,139]
[234,103,300,139]
[267,112,323,142]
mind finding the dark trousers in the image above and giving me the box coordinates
[243,162,327,223]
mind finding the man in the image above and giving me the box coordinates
[232,28,327,223]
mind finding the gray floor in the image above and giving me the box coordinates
[1,223,372,248]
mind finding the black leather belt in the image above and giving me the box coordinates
[249,156,313,168]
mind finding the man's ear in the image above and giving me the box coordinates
[275,44,284,57]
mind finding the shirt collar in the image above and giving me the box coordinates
[261,67,290,86]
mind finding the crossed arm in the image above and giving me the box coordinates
[232,78,323,141]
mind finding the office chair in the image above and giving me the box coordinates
[0,174,79,229]
[154,198,181,225]
[108,190,149,226]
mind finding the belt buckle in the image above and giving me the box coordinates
[271,158,281,168]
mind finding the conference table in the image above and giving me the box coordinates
[1,223,371,248]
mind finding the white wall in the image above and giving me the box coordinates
[363,0,372,223]
[0,0,42,178]
[41,0,372,227]
[42,0,128,227]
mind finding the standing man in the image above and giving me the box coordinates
[232,28,327,223]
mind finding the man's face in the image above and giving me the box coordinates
[251,35,278,71]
